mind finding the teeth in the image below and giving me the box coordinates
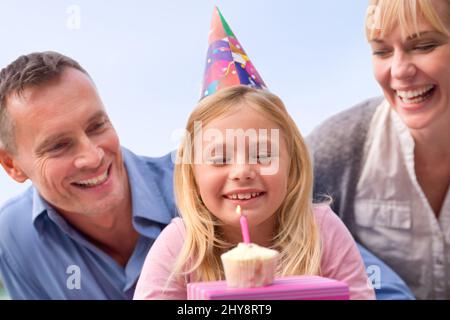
[396,85,434,99]
[75,170,108,187]
[402,96,428,104]
[227,192,262,200]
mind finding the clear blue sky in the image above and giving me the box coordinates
[0,0,381,206]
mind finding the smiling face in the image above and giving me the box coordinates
[3,67,129,217]
[193,104,290,239]
[369,0,450,132]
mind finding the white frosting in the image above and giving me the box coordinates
[221,243,279,261]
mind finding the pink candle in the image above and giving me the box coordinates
[236,205,250,244]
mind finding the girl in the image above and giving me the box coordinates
[134,85,375,300]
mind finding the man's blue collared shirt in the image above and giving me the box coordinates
[0,148,177,299]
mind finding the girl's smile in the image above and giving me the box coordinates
[223,189,267,207]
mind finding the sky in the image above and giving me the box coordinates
[0,0,382,207]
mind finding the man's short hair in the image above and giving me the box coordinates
[0,51,89,153]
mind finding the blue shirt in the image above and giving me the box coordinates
[358,244,415,300]
[0,148,177,299]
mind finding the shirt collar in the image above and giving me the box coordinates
[32,147,175,234]
[122,147,175,227]
[32,187,51,232]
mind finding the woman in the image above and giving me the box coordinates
[308,0,450,299]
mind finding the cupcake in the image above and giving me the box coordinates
[221,242,279,288]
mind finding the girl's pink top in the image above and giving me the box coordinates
[133,205,375,300]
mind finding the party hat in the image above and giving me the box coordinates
[200,7,267,99]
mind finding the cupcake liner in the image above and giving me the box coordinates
[221,246,279,288]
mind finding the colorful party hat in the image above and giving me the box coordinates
[200,7,267,99]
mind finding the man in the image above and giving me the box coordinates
[0,51,177,299]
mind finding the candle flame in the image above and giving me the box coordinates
[235,205,241,215]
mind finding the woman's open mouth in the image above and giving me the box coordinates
[396,84,436,105]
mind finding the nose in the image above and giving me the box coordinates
[391,51,416,80]
[228,163,257,181]
[73,137,104,169]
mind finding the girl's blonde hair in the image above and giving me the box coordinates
[172,85,322,283]
[366,0,450,40]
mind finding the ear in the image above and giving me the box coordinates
[0,149,29,183]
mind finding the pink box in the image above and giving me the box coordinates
[187,276,349,300]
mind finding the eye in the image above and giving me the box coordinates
[413,43,437,52]
[372,49,391,57]
[205,156,230,165]
[87,120,108,133]
[257,154,272,165]
[249,153,272,165]
[48,142,70,153]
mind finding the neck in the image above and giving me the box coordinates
[411,125,450,164]
[410,121,450,217]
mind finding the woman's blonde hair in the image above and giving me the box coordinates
[172,85,322,283]
[366,0,450,40]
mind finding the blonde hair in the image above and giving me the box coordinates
[366,0,450,40]
[172,85,322,283]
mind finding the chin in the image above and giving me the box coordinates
[85,199,119,216]
[396,112,437,131]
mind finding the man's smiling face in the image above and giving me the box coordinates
[4,67,129,217]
